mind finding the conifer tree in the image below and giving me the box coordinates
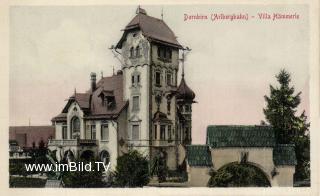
[263,69,310,181]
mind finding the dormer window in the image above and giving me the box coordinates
[99,90,116,110]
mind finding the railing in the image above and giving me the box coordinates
[48,139,97,146]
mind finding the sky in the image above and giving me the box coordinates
[9,5,309,144]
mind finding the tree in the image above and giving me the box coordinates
[62,158,106,188]
[208,163,270,187]
[113,150,149,187]
[263,69,310,181]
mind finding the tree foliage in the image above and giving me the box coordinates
[62,158,106,188]
[113,150,149,187]
[263,69,310,181]
[208,163,270,187]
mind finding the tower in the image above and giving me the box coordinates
[115,7,192,170]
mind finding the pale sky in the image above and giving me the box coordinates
[10,5,309,144]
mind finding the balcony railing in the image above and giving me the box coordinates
[48,139,97,147]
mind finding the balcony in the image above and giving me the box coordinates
[48,139,97,147]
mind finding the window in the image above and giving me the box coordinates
[154,125,157,140]
[167,99,171,115]
[132,96,139,111]
[166,73,172,86]
[160,125,166,140]
[91,125,96,140]
[71,116,80,139]
[130,47,134,58]
[86,124,96,139]
[62,125,67,139]
[131,74,141,86]
[168,125,172,140]
[132,125,140,140]
[100,150,110,165]
[155,71,161,86]
[136,46,140,57]
[185,105,191,112]
[137,75,140,84]
[101,124,109,141]
[157,46,172,61]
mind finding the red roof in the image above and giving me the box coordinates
[116,10,182,49]
[9,126,55,148]
[53,73,128,121]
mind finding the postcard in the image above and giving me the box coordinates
[1,1,319,195]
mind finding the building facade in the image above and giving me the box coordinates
[186,125,297,187]
[49,7,195,170]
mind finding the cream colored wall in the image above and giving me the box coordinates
[211,147,274,182]
[122,30,150,156]
[187,165,211,187]
[98,120,118,170]
[54,122,63,139]
[274,166,295,187]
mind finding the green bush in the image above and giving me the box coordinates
[113,150,149,187]
[9,176,46,188]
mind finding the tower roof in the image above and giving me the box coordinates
[176,77,195,101]
[116,7,182,49]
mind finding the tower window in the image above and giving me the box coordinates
[136,46,141,57]
[132,125,140,140]
[137,75,140,84]
[154,125,157,140]
[131,75,135,86]
[160,125,166,140]
[157,46,172,62]
[166,72,172,86]
[130,47,134,58]
[168,125,172,140]
[155,71,161,87]
[132,96,140,111]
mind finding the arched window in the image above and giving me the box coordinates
[130,47,134,58]
[71,116,80,139]
[136,45,140,57]
[100,150,110,165]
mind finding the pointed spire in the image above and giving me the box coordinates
[101,71,103,79]
[113,66,115,75]
[74,87,77,95]
[182,51,185,78]
[161,7,164,20]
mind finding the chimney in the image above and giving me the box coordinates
[90,72,97,92]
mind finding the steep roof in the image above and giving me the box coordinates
[116,10,182,49]
[53,73,128,122]
[176,77,196,102]
[186,145,212,167]
[206,125,276,148]
[273,144,297,166]
[9,126,55,148]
